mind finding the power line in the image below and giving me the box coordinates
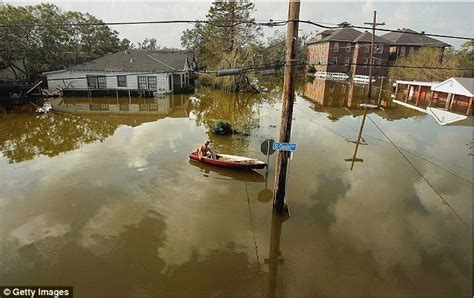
[2,17,472,40]
[297,19,474,41]
[350,24,473,41]
[366,114,472,231]
[0,19,288,29]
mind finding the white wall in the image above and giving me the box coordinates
[46,70,173,93]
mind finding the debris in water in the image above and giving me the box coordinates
[36,102,52,113]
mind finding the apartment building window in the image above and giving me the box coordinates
[400,46,406,57]
[346,42,351,52]
[363,58,368,67]
[334,42,339,52]
[330,57,338,65]
[117,75,127,87]
[344,57,351,66]
[376,44,383,54]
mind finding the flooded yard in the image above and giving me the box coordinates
[0,81,472,297]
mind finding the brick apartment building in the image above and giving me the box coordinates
[306,27,391,77]
[381,28,449,62]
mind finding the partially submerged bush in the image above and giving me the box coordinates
[212,120,233,135]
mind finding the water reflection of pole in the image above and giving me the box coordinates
[265,210,288,298]
[345,104,378,170]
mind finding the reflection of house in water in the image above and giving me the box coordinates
[51,94,190,126]
[302,78,420,121]
[394,78,473,116]
[303,77,377,108]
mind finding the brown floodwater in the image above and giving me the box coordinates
[0,79,472,297]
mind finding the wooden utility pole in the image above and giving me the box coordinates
[364,11,385,99]
[377,76,385,105]
[272,0,300,214]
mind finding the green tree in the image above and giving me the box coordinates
[388,47,462,81]
[0,4,131,79]
[181,1,262,92]
[138,38,158,50]
[456,40,473,77]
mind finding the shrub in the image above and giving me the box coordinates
[212,119,233,135]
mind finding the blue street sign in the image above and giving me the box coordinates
[272,142,297,152]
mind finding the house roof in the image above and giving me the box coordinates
[432,77,474,97]
[307,27,391,45]
[381,28,450,47]
[353,31,391,44]
[307,27,364,44]
[66,50,195,73]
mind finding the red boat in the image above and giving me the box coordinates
[189,150,266,170]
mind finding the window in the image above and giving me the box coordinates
[138,76,158,90]
[346,42,351,52]
[148,77,157,91]
[377,59,382,68]
[117,75,127,87]
[376,44,383,54]
[344,57,351,66]
[409,47,414,55]
[87,75,106,89]
[87,76,97,88]
[333,42,339,52]
[365,44,370,53]
[400,46,406,57]
[97,76,106,89]
[330,57,338,65]
[90,103,109,111]
[363,58,368,67]
[138,76,147,90]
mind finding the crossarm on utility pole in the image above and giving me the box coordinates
[364,11,385,100]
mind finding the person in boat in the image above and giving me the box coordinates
[199,140,216,159]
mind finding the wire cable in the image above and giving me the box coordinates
[366,114,472,231]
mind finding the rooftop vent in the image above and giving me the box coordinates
[338,21,351,28]
[130,58,134,63]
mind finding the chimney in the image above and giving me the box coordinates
[130,58,134,63]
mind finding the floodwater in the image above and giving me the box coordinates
[0,78,472,297]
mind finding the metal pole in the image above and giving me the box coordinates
[266,139,270,176]
[272,0,300,214]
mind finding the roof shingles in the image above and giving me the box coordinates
[381,29,449,47]
[68,50,194,72]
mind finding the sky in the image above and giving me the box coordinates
[3,1,473,49]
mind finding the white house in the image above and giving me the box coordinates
[44,50,196,95]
